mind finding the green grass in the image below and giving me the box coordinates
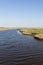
[19,28,43,40]
[19,28,43,34]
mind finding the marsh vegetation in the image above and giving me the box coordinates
[19,28,43,40]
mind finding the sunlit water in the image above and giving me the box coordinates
[0,30,43,65]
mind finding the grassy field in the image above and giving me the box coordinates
[19,28,43,40]
[19,28,43,34]
[0,27,15,31]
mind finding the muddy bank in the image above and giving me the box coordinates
[19,29,43,40]
[34,34,43,40]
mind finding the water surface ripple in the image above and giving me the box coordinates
[0,30,43,65]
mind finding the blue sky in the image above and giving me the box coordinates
[0,0,43,28]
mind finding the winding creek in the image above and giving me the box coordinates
[0,30,43,65]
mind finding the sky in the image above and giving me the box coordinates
[0,0,43,28]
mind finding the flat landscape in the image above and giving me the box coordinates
[19,28,43,40]
[0,27,43,40]
[0,27,15,31]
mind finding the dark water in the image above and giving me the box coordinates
[0,30,43,65]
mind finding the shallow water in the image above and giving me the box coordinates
[0,30,43,65]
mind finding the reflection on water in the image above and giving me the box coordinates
[0,30,43,65]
